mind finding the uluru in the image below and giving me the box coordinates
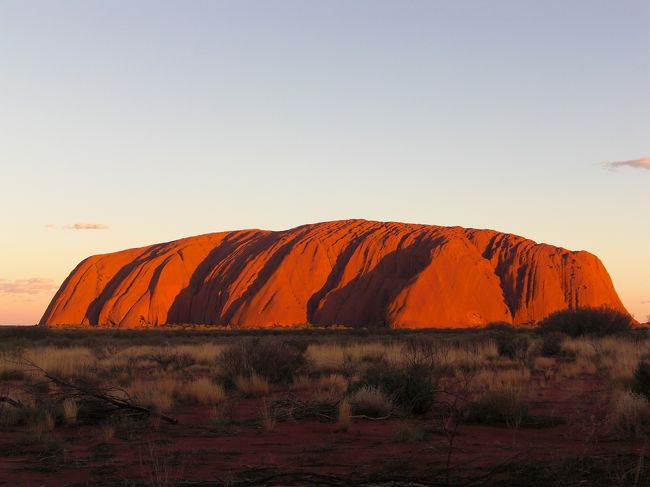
[40,220,627,329]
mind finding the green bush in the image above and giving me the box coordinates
[361,361,436,415]
[537,307,633,337]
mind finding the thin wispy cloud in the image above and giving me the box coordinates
[642,300,650,305]
[64,223,109,230]
[44,224,56,228]
[0,278,59,295]
[602,157,650,170]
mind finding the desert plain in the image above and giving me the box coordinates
[2,312,650,486]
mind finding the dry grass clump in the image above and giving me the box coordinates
[61,398,79,425]
[532,356,555,369]
[290,375,312,391]
[128,377,177,412]
[31,410,56,439]
[392,421,424,443]
[316,374,348,395]
[0,403,33,427]
[259,400,277,431]
[178,378,225,405]
[602,352,643,387]
[100,345,156,367]
[337,399,352,431]
[0,352,30,381]
[349,386,393,418]
[472,368,530,395]
[24,347,96,378]
[99,423,115,442]
[208,405,227,427]
[234,373,270,397]
[430,339,499,371]
[563,337,650,385]
[610,390,650,437]
[532,356,556,382]
[172,343,228,366]
[307,341,402,373]
[562,337,598,357]
[309,386,343,410]
[558,356,598,379]
[99,344,217,370]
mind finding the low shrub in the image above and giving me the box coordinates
[220,338,306,386]
[0,369,28,381]
[464,388,530,428]
[541,332,566,357]
[76,398,116,425]
[537,307,634,337]
[494,333,530,360]
[361,361,436,414]
[632,361,650,399]
[484,322,517,333]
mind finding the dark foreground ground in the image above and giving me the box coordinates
[0,325,649,486]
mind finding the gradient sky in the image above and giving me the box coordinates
[1,0,648,324]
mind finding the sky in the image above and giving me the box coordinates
[0,0,648,324]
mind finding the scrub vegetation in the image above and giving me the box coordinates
[0,308,648,486]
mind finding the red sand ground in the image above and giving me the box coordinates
[0,372,643,486]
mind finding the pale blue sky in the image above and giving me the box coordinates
[1,0,648,323]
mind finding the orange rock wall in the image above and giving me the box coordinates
[40,220,627,328]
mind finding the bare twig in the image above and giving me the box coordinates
[0,395,24,409]
[21,360,178,424]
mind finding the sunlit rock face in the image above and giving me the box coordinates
[40,220,627,328]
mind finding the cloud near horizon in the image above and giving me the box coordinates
[64,223,109,230]
[602,157,650,170]
[0,278,60,295]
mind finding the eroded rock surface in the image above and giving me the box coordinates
[40,220,627,328]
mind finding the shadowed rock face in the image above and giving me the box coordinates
[40,220,627,328]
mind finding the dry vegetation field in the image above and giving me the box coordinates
[1,315,650,486]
